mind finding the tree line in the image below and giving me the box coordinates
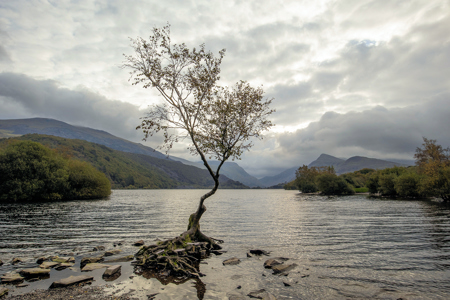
[288,138,450,202]
[0,140,111,201]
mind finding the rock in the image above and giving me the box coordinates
[36,256,49,264]
[174,249,186,255]
[272,263,298,275]
[55,263,75,270]
[0,259,3,266]
[0,287,8,298]
[229,295,246,300]
[283,281,291,287]
[103,265,121,277]
[0,272,24,283]
[16,283,29,288]
[19,268,51,277]
[263,259,284,269]
[249,249,270,256]
[104,255,134,262]
[80,256,104,268]
[72,247,83,252]
[104,249,122,256]
[93,246,105,251]
[11,257,23,264]
[247,252,253,257]
[52,256,75,263]
[248,289,266,298]
[211,250,227,255]
[223,257,241,266]
[133,240,145,246]
[40,261,60,269]
[262,292,277,300]
[81,263,109,272]
[49,275,94,288]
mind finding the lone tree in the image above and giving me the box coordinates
[123,25,274,276]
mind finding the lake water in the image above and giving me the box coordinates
[1,189,450,299]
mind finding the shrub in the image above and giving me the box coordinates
[316,173,355,195]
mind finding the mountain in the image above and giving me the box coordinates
[0,118,258,186]
[336,156,407,174]
[170,158,262,187]
[259,166,298,187]
[0,134,247,189]
[308,154,345,169]
[0,118,169,160]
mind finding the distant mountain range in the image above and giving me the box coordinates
[258,153,414,187]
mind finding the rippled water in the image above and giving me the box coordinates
[1,189,450,299]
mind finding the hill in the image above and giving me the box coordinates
[259,166,298,187]
[308,154,345,169]
[0,134,247,189]
[336,156,406,174]
[0,118,258,185]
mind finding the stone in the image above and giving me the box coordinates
[249,249,270,256]
[174,249,186,255]
[263,259,284,269]
[19,268,51,277]
[228,295,246,300]
[93,246,105,251]
[80,256,104,268]
[0,272,24,283]
[272,263,298,275]
[223,257,241,266]
[262,292,277,300]
[36,256,49,264]
[104,255,134,262]
[247,252,253,258]
[55,263,75,270]
[16,283,29,288]
[49,275,94,288]
[133,240,145,246]
[0,287,8,298]
[11,257,23,264]
[248,289,266,298]
[52,256,75,263]
[81,263,109,271]
[0,259,3,266]
[211,250,227,255]
[104,249,122,256]
[40,261,60,269]
[103,265,121,277]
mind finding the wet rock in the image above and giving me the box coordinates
[223,257,241,266]
[0,272,24,283]
[262,293,277,300]
[104,249,122,256]
[248,289,266,298]
[93,246,105,251]
[55,263,75,270]
[80,256,104,268]
[263,259,284,269]
[247,252,253,258]
[0,259,3,266]
[52,256,75,263]
[272,263,298,275]
[40,261,60,269]
[283,281,291,287]
[19,268,51,277]
[133,240,145,246]
[0,287,8,298]
[228,294,246,300]
[72,246,83,252]
[211,250,227,255]
[249,249,270,256]
[36,256,49,264]
[16,283,29,288]
[104,255,134,262]
[81,263,109,272]
[103,264,121,277]
[11,257,23,265]
[49,275,94,288]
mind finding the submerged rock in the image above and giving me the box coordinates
[49,275,94,288]
[80,256,104,268]
[249,249,270,256]
[104,249,122,256]
[133,240,145,246]
[223,257,241,266]
[272,263,297,275]
[93,246,105,251]
[0,287,8,298]
[103,265,121,277]
[263,259,284,269]
[11,257,23,265]
[40,261,60,269]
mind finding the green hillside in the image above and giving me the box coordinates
[0,134,245,189]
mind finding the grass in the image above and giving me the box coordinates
[354,187,369,193]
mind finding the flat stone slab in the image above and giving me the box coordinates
[104,249,122,256]
[223,257,241,266]
[81,263,109,272]
[19,268,51,277]
[264,259,284,269]
[52,256,75,263]
[104,255,134,263]
[49,275,94,288]
[80,256,104,268]
[133,240,145,246]
[1,272,24,283]
[103,265,121,277]
[272,263,298,275]
[0,287,8,297]
[40,261,60,269]
[55,263,75,270]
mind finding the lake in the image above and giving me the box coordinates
[1,189,450,299]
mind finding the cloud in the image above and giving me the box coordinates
[0,72,148,143]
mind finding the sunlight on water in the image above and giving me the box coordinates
[1,189,450,299]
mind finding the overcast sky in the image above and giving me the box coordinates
[1,0,449,177]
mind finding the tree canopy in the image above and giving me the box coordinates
[0,140,111,201]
